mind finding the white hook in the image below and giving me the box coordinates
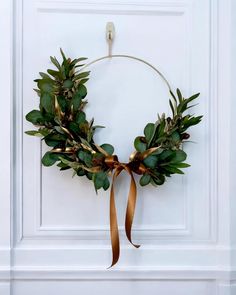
[106,22,115,56]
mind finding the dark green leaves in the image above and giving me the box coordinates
[77,84,87,98]
[171,150,187,163]
[25,129,50,137]
[139,173,151,186]
[78,150,92,167]
[152,174,165,185]
[144,123,155,143]
[50,56,60,70]
[26,110,44,125]
[41,93,54,113]
[44,133,67,147]
[169,99,175,116]
[159,149,187,163]
[100,144,114,155]
[57,95,67,113]
[71,92,82,111]
[42,152,60,166]
[181,115,203,131]
[75,111,86,125]
[26,48,202,193]
[37,79,54,93]
[134,136,147,152]
[25,130,41,136]
[143,155,158,169]
[93,172,109,190]
[157,149,188,176]
[170,88,200,116]
[73,71,90,81]
[63,79,74,89]
[60,48,67,62]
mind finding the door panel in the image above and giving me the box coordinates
[11,0,223,294]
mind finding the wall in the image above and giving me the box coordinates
[0,0,236,294]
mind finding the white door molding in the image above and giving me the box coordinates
[1,0,236,294]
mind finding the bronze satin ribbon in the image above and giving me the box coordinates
[52,143,158,268]
[105,156,142,268]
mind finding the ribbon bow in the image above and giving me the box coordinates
[52,143,158,268]
[105,155,141,268]
[104,147,158,268]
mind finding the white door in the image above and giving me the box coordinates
[1,0,236,294]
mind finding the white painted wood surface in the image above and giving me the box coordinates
[1,0,236,294]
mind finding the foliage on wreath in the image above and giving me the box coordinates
[25,49,202,191]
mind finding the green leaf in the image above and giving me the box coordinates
[63,79,74,89]
[39,72,52,80]
[47,69,63,80]
[86,172,93,180]
[57,161,70,171]
[68,122,80,135]
[144,123,155,143]
[169,99,175,116]
[155,119,166,139]
[59,157,81,170]
[187,92,200,103]
[43,113,55,123]
[152,174,165,185]
[79,78,89,84]
[37,79,54,93]
[71,92,82,111]
[78,150,92,167]
[177,88,183,103]
[25,129,50,137]
[41,93,54,113]
[159,150,187,165]
[170,131,180,143]
[170,150,187,163]
[74,71,90,80]
[182,115,203,130]
[143,155,158,169]
[134,136,147,152]
[169,90,177,103]
[57,95,67,113]
[163,166,184,174]
[60,48,67,62]
[100,144,114,155]
[93,172,107,190]
[77,84,87,98]
[42,152,59,166]
[171,162,190,168]
[50,56,61,70]
[25,130,41,136]
[177,93,200,115]
[77,168,86,176]
[103,177,110,190]
[25,110,44,125]
[75,111,86,124]
[139,173,151,186]
[33,88,41,97]
[71,57,87,67]
[44,133,67,147]
[159,150,176,162]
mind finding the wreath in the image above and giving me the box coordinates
[25,49,202,267]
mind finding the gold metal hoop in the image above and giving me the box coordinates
[79,54,172,92]
[78,22,172,92]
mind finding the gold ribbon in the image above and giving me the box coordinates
[104,154,151,268]
[103,146,160,267]
[52,142,159,268]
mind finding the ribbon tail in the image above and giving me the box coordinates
[108,167,122,268]
[124,168,140,249]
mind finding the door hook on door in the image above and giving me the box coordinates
[106,22,115,56]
